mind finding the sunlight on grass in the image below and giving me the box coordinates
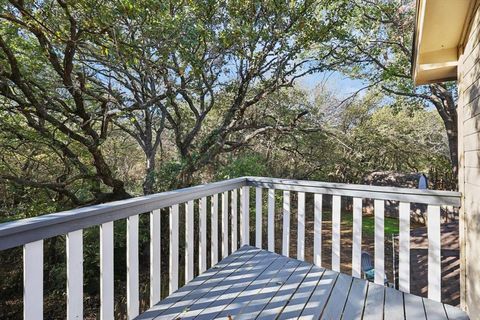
[323,210,399,236]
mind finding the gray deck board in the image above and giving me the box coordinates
[234,259,303,319]
[320,273,354,320]
[255,263,313,320]
[192,252,284,320]
[363,282,385,320]
[384,286,405,320]
[157,249,274,320]
[342,277,368,320]
[215,256,295,319]
[276,265,327,319]
[404,292,426,320]
[194,254,292,319]
[137,246,256,320]
[444,303,470,320]
[138,246,469,320]
[297,269,338,319]
[424,297,448,320]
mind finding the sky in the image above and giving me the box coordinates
[296,71,366,99]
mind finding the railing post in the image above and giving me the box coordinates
[100,222,114,320]
[428,205,441,301]
[314,194,322,267]
[283,190,290,257]
[399,202,410,293]
[67,230,83,320]
[24,240,43,320]
[255,187,263,248]
[297,192,305,261]
[352,197,362,278]
[332,195,341,272]
[374,200,385,285]
[268,189,275,252]
[241,186,250,246]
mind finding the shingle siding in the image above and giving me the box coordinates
[458,3,480,317]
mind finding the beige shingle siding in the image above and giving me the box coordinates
[458,2,480,316]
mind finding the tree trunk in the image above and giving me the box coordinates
[444,115,459,189]
[143,152,156,195]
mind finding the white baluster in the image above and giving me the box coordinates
[332,195,341,272]
[222,192,229,258]
[428,205,441,301]
[314,194,322,267]
[231,190,238,252]
[150,210,161,306]
[374,200,385,285]
[399,202,410,293]
[127,215,139,319]
[170,205,179,293]
[241,186,250,246]
[268,189,275,252]
[211,194,219,265]
[67,230,83,319]
[283,191,290,257]
[199,197,207,273]
[255,187,263,248]
[186,201,194,282]
[24,240,43,320]
[352,198,362,278]
[100,222,114,320]
[297,192,305,261]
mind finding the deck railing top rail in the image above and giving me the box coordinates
[0,176,461,251]
[245,176,461,206]
[0,177,246,251]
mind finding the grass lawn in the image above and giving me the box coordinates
[322,210,399,237]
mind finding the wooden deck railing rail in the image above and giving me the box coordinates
[0,176,461,319]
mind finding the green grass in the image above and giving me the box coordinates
[343,214,399,236]
[323,210,399,237]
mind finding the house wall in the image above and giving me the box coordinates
[458,1,480,316]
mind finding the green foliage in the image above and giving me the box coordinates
[215,155,267,180]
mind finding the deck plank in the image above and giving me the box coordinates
[158,249,276,320]
[342,277,368,320]
[319,273,354,320]
[294,269,338,319]
[137,246,257,320]
[276,266,327,319]
[255,264,313,320]
[191,254,292,319]
[214,256,296,319]
[384,286,405,320]
[137,246,469,320]
[363,282,385,320]
[444,303,470,320]
[423,298,448,320]
[404,292,426,320]
[233,259,303,319]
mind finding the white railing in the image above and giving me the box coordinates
[0,176,461,319]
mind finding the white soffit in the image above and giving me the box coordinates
[413,0,475,85]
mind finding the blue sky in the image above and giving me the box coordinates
[297,71,366,98]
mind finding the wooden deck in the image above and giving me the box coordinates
[137,246,468,320]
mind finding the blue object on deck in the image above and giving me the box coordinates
[361,251,388,285]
